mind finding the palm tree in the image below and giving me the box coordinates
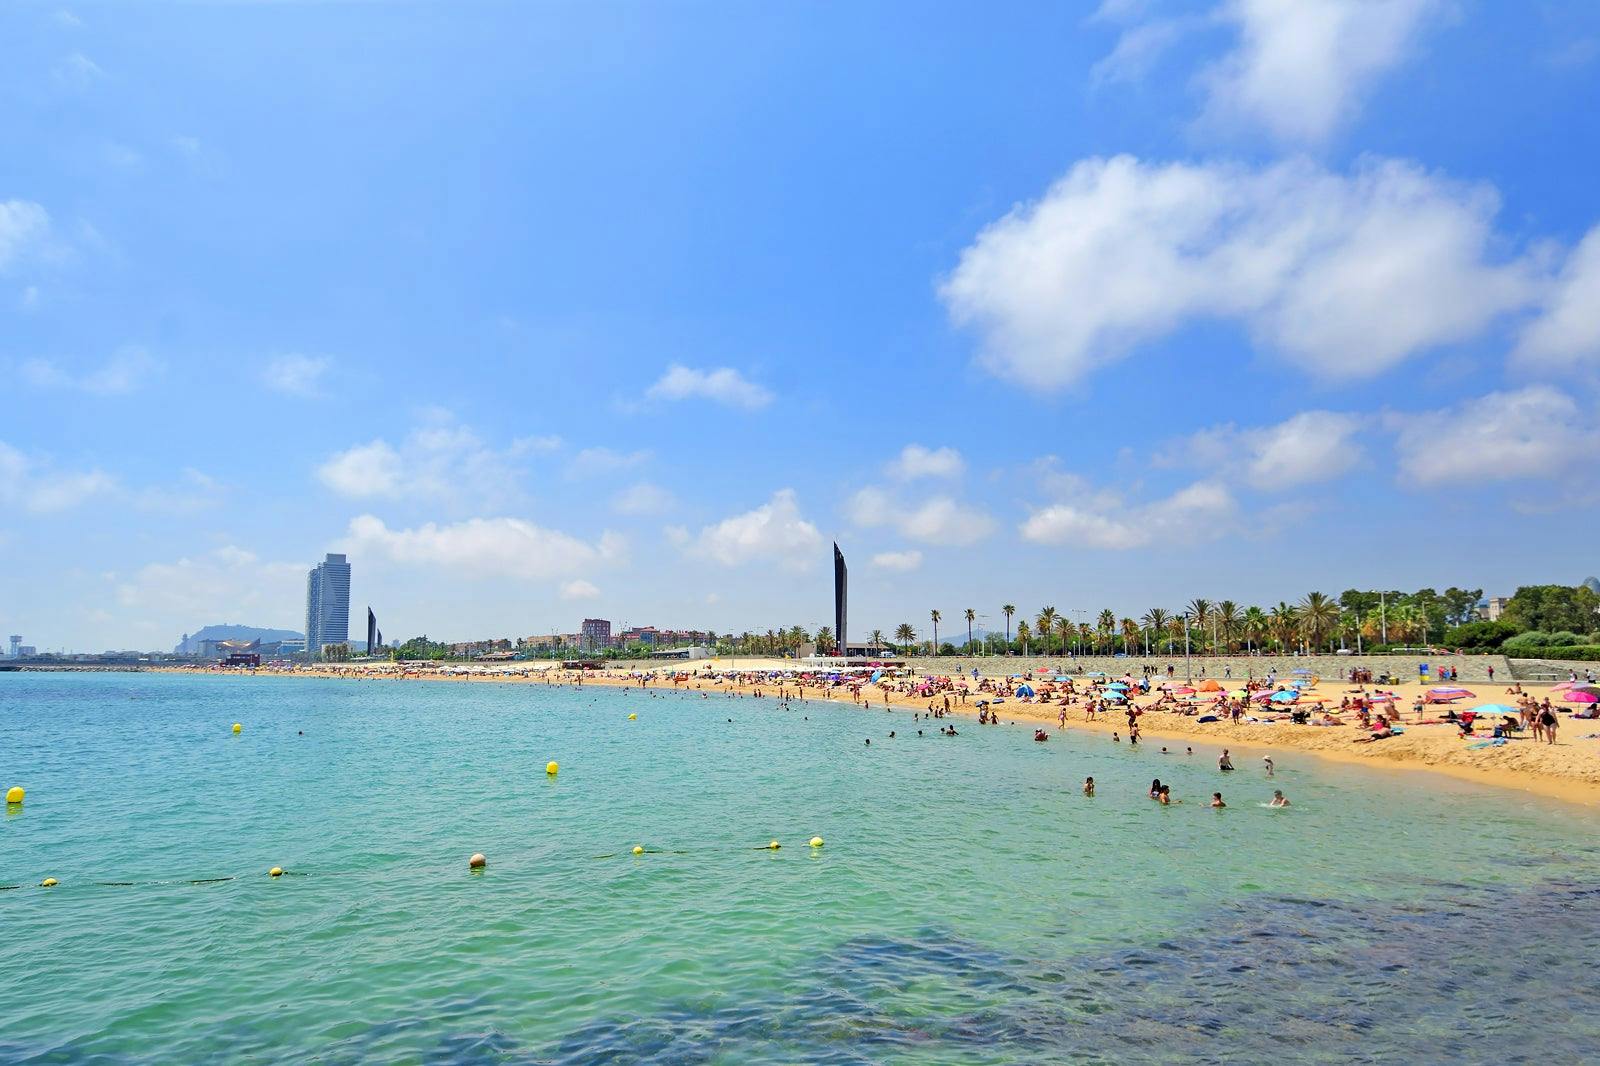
[929,609,942,656]
[1186,599,1212,652]
[1242,606,1268,654]
[1216,600,1241,653]
[1016,620,1031,657]
[1297,592,1340,653]
[1167,616,1186,654]
[1120,617,1140,655]
[893,623,916,651]
[815,626,835,655]
[1079,621,1093,656]
[1269,603,1296,652]
[869,628,885,652]
[1056,617,1073,657]
[1036,606,1058,654]
[1001,604,1016,648]
[1096,609,1116,654]
[1142,608,1169,654]
[964,608,976,653]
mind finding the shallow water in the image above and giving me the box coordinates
[2,672,1597,1063]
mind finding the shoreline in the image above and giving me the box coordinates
[131,663,1600,807]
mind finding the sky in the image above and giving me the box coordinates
[3,0,1600,653]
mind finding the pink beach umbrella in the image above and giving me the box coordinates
[1563,690,1599,703]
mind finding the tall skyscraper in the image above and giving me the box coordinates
[366,607,377,653]
[7,635,20,659]
[833,542,848,656]
[304,553,351,657]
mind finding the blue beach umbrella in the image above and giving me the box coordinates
[1016,684,1035,697]
[1470,703,1517,714]
[1102,691,1128,702]
[1103,681,1129,690]
[1270,690,1299,703]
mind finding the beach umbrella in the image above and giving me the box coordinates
[1471,704,1518,714]
[1103,681,1129,690]
[1568,684,1600,697]
[1035,667,1051,673]
[1229,689,1249,698]
[1198,679,1225,691]
[1170,686,1196,695]
[1087,671,1106,678]
[1016,684,1035,697]
[1101,691,1127,702]
[1052,675,1072,682]
[1564,690,1599,703]
[1270,690,1299,703]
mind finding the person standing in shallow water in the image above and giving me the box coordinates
[1219,749,1234,772]
[1083,777,1095,797]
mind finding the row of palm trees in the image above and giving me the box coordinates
[886,593,1428,656]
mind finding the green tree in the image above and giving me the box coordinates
[1016,620,1031,656]
[1036,606,1058,654]
[1502,584,1600,634]
[1001,604,1016,646]
[893,623,916,651]
[929,610,942,655]
[1298,592,1340,651]
[964,608,976,652]
[815,626,835,655]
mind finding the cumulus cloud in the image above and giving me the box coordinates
[1020,481,1237,550]
[115,545,305,624]
[871,549,924,572]
[846,487,995,546]
[644,364,773,410]
[559,579,601,600]
[20,347,162,395]
[886,444,965,480]
[344,515,624,580]
[1391,386,1600,485]
[690,489,824,569]
[316,422,554,508]
[261,354,329,396]
[1516,224,1600,369]
[610,482,675,515]
[1094,0,1443,144]
[0,440,116,512]
[942,155,1536,389]
[1168,411,1362,489]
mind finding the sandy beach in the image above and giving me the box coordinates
[156,659,1600,806]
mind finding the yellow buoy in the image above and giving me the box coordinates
[231,723,242,734]
[40,877,57,888]
[5,786,22,805]
[627,713,637,720]
[469,852,487,869]
[632,845,644,855]
[767,840,781,850]
[546,761,559,775]
[269,866,284,878]
[809,836,824,848]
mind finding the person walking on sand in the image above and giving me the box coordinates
[1539,704,1559,745]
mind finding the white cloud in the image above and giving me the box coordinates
[644,364,773,410]
[611,482,675,515]
[1391,386,1600,485]
[1200,0,1443,143]
[1516,224,1600,369]
[1169,411,1362,489]
[886,444,965,480]
[344,514,624,580]
[115,546,305,626]
[559,579,601,600]
[20,347,162,395]
[0,440,116,512]
[317,440,403,498]
[846,487,995,546]
[55,10,83,28]
[1021,480,1237,550]
[317,422,551,508]
[942,155,1537,389]
[0,200,51,271]
[690,489,824,569]
[1095,0,1442,144]
[53,50,104,89]
[261,354,329,396]
[871,549,924,572]
[570,447,650,476]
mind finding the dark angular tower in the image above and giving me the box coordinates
[833,542,848,657]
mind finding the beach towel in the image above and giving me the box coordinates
[1465,738,1507,749]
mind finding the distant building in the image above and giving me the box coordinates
[834,542,848,656]
[650,645,710,660]
[517,633,575,653]
[17,646,36,658]
[1481,597,1510,622]
[447,639,513,659]
[305,554,352,658]
[580,618,612,650]
[7,636,19,659]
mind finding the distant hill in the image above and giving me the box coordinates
[176,625,303,654]
[1585,577,1600,595]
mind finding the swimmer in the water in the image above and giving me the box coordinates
[1149,778,1163,799]
[1083,776,1095,796]
[1218,749,1234,772]
[1262,755,1274,777]
[1270,790,1290,807]
[1210,792,1226,808]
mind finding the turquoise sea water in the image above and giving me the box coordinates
[3,671,1599,1064]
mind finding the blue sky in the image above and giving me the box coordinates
[3,0,1600,652]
